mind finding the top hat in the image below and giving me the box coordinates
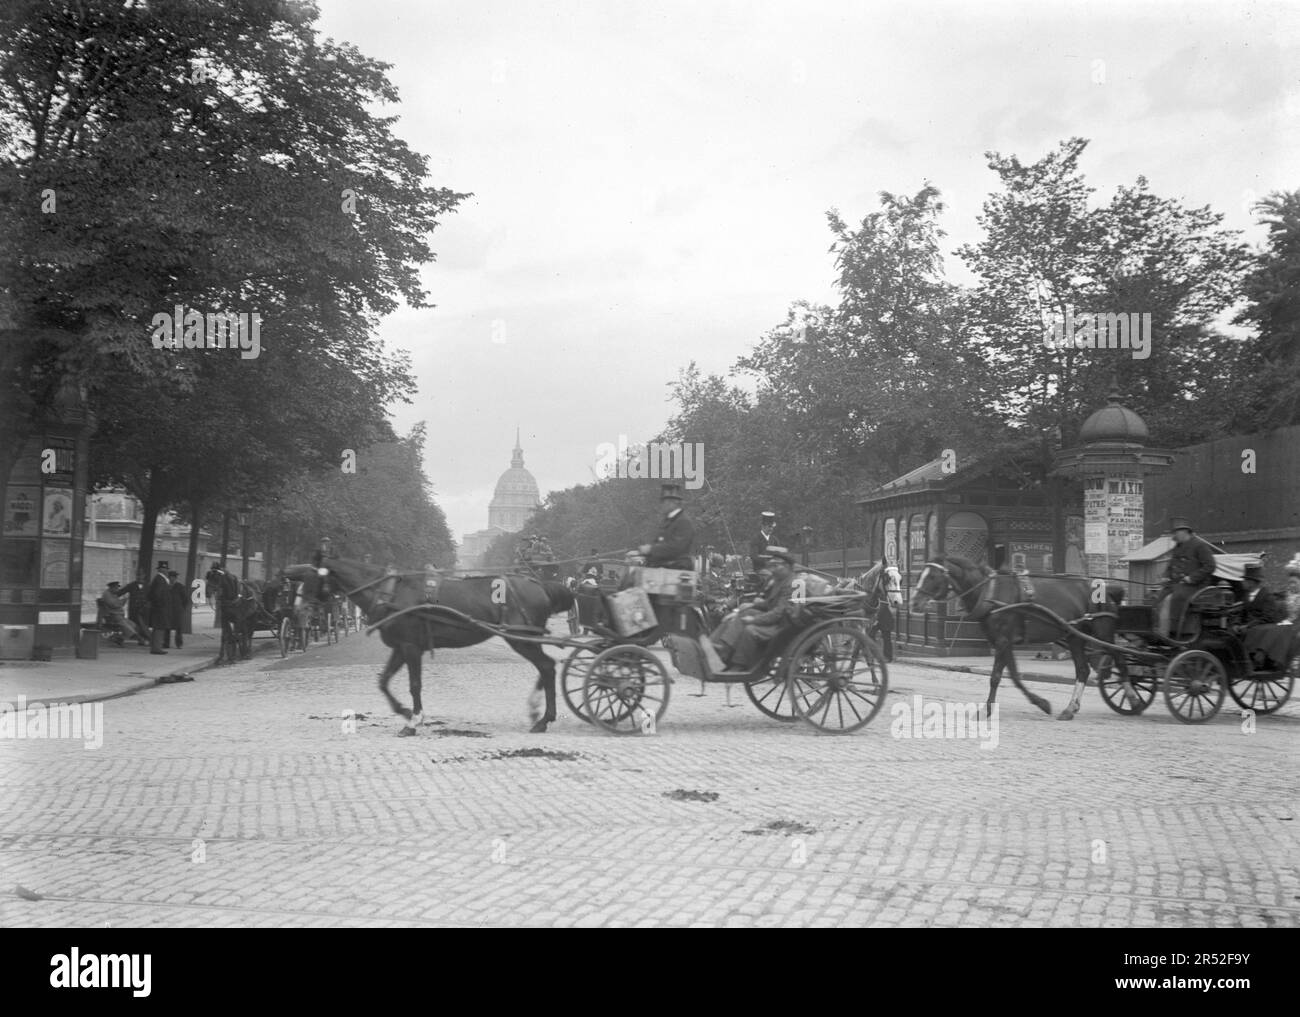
[760,510,776,520]
[1242,563,1265,582]
[660,483,683,501]
[156,560,169,569]
[764,545,795,565]
[1167,517,1194,533]
[106,580,121,589]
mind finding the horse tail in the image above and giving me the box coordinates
[539,580,575,616]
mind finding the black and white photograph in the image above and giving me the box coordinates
[1,0,1297,965]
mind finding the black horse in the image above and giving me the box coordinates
[316,555,574,735]
[909,554,1122,719]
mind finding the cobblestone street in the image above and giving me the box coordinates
[2,629,1298,928]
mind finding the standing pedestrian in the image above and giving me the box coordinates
[121,568,149,641]
[168,570,188,649]
[147,560,172,654]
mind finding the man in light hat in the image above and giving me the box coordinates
[1155,517,1216,639]
[638,483,695,569]
[708,545,798,670]
[749,511,779,572]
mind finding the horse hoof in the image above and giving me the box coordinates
[529,719,549,734]
[1057,710,1075,721]
[1035,698,1052,716]
[397,726,417,737]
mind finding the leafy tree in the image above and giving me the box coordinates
[1231,190,1300,429]
[0,0,467,571]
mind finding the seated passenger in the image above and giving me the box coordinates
[100,581,147,645]
[709,546,798,671]
[1244,559,1300,669]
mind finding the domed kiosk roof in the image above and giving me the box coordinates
[1079,392,1149,444]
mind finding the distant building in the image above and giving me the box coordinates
[460,430,542,568]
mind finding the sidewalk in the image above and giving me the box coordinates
[0,606,249,706]
[896,650,1082,685]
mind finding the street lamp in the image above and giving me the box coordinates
[237,505,252,580]
[801,525,813,568]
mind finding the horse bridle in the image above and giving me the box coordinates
[913,560,997,609]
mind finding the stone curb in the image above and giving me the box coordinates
[10,637,280,707]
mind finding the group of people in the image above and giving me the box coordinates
[516,533,554,564]
[628,487,892,671]
[98,561,188,654]
[1155,517,1300,668]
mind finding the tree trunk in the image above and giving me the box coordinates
[185,502,202,635]
[219,509,231,567]
[136,490,164,575]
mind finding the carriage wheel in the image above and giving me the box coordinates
[1095,653,1156,715]
[582,644,670,735]
[326,612,338,645]
[784,624,888,734]
[276,616,290,657]
[1163,650,1226,724]
[1227,652,1297,715]
[559,644,599,723]
[743,659,804,722]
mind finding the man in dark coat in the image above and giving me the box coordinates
[147,560,172,654]
[1239,563,1292,668]
[748,511,779,573]
[710,546,797,670]
[1155,518,1217,638]
[120,569,149,639]
[167,570,189,649]
[638,483,695,569]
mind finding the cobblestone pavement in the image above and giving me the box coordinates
[2,624,1298,928]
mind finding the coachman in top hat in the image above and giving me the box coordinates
[637,483,695,569]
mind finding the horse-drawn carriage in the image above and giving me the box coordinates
[987,553,1297,723]
[557,564,891,735]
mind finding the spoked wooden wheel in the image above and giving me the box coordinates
[744,659,804,722]
[1227,652,1297,715]
[1163,650,1226,724]
[560,644,599,723]
[784,624,888,734]
[1095,652,1156,715]
[278,617,291,657]
[582,644,671,735]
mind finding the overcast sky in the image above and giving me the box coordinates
[314,0,1300,544]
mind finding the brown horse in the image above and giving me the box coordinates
[316,554,574,735]
[909,554,1123,719]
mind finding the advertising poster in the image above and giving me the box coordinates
[3,485,39,536]
[41,540,70,587]
[42,487,74,536]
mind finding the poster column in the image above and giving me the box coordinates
[1083,476,1109,578]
